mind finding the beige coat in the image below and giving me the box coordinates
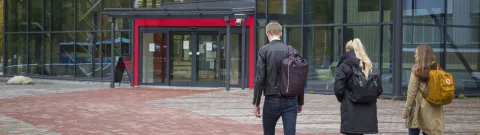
[403,69,445,135]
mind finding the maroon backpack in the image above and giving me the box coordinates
[276,45,309,97]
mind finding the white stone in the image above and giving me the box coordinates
[6,76,34,85]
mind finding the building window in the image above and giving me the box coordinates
[345,0,380,23]
[6,0,27,32]
[445,27,480,92]
[304,27,338,91]
[304,0,341,24]
[6,34,27,75]
[446,0,480,26]
[403,0,446,24]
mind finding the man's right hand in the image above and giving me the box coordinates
[253,106,261,118]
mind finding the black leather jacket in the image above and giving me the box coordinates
[252,40,304,106]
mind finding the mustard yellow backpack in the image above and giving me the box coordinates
[421,62,455,105]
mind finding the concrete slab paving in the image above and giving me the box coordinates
[0,80,478,135]
[149,89,480,135]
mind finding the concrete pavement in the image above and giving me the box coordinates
[0,80,479,134]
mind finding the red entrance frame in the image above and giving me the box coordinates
[133,16,255,88]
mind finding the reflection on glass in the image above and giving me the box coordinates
[403,0,445,24]
[287,28,302,54]
[304,27,337,91]
[51,33,75,77]
[92,34,102,78]
[75,33,94,77]
[171,33,192,81]
[102,0,131,30]
[402,25,444,93]
[257,28,266,50]
[257,0,266,14]
[345,0,380,23]
[76,0,101,30]
[136,0,161,8]
[304,0,341,24]
[256,0,267,27]
[383,0,394,22]
[29,34,43,75]
[102,18,130,30]
[101,32,126,78]
[267,0,303,24]
[446,0,480,26]
[52,0,74,31]
[268,0,283,14]
[104,0,132,8]
[284,0,302,25]
[163,0,195,3]
[197,34,218,83]
[142,33,167,84]
[45,0,51,31]
[6,35,27,75]
[30,0,44,31]
[446,27,480,92]
[6,0,27,32]
[381,26,393,93]
[220,34,242,85]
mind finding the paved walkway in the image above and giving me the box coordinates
[151,90,480,134]
[0,82,479,134]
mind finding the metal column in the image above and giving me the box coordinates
[110,17,116,88]
[2,0,7,74]
[393,0,404,97]
[225,16,231,91]
[130,17,134,87]
[241,18,246,90]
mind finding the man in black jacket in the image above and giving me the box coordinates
[252,22,304,135]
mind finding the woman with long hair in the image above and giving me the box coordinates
[403,45,445,135]
[334,38,383,135]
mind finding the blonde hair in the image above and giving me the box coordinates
[346,38,373,77]
[266,22,282,36]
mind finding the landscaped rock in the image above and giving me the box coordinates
[6,76,34,85]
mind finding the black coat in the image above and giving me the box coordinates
[334,51,383,134]
[252,40,304,106]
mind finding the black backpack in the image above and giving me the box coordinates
[347,67,380,104]
[276,45,309,97]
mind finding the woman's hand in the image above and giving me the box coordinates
[403,114,408,119]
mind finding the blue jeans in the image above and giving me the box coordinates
[409,128,428,135]
[262,95,298,135]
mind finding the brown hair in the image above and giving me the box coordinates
[266,22,282,36]
[414,45,437,82]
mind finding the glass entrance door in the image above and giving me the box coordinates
[141,32,168,85]
[196,33,220,86]
[140,27,246,87]
[170,32,222,86]
[170,32,193,85]
[220,33,242,86]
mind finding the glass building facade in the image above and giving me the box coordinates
[2,0,479,97]
[255,0,479,96]
[3,0,133,81]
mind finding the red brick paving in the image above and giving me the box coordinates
[0,88,311,135]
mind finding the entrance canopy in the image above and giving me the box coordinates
[103,7,254,18]
[102,5,255,90]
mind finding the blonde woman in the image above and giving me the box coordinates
[403,45,445,135]
[334,38,383,135]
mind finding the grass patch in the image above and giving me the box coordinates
[457,93,467,99]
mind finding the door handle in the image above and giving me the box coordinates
[188,52,200,55]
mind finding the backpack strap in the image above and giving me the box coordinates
[285,45,295,58]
